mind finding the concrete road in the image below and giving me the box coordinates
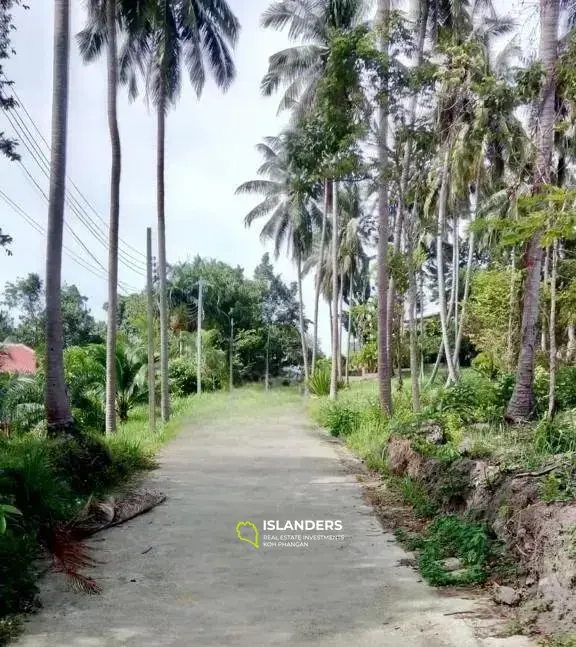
[16,394,531,646]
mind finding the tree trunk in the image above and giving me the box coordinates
[337,273,344,381]
[437,145,458,384]
[506,0,559,423]
[547,239,558,419]
[506,248,517,370]
[311,180,330,375]
[45,0,74,433]
[541,246,550,352]
[346,293,352,387]
[387,0,428,384]
[330,180,339,399]
[567,323,576,362]
[453,180,478,370]
[377,0,392,415]
[157,89,170,422]
[296,252,309,389]
[105,0,121,435]
[407,207,421,412]
[452,214,459,370]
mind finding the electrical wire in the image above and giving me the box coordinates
[0,190,139,294]
[3,108,147,276]
[2,74,147,263]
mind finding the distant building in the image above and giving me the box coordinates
[0,344,37,375]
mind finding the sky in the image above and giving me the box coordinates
[0,0,540,353]
[0,0,334,350]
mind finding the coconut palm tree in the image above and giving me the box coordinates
[236,134,322,386]
[260,0,367,115]
[78,0,239,423]
[45,0,74,434]
[78,0,122,435]
[506,0,561,422]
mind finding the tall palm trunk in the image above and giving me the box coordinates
[541,246,550,352]
[453,180,478,370]
[506,0,559,423]
[506,248,517,370]
[157,84,170,422]
[452,214,459,359]
[567,323,576,362]
[407,207,420,411]
[377,0,392,415]
[387,0,428,383]
[346,293,352,387]
[547,239,558,419]
[105,0,121,435]
[436,144,458,384]
[330,180,339,399]
[311,180,330,374]
[45,0,74,433]
[337,273,344,381]
[296,252,309,389]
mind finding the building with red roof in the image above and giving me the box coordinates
[0,344,37,375]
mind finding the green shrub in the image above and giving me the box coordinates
[323,402,358,438]
[471,351,501,379]
[0,530,38,617]
[169,357,197,396]
[308,368,331,396]
[416,515,492,586]
[534,419,576,455]
[400,477,438,518]
[556,367,576,411]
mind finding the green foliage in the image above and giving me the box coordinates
[323,402,358,438]
[400,477,438,518]
[308,367,331,396]
[471,351,501,379]
[467,268,520,368]
[0,504,21,535]
[169,357,198,397]
[415,516,492,586]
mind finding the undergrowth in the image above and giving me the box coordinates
[0,395,197,645]
[396,515,494,586]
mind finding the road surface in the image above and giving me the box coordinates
[16,393,531,646]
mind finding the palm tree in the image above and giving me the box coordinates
[78,0,122,435]
[236,134,322,386]
[80,0,240,422]
[505,0,560,422]
[376,0,392,414]
[260,0,367,115]
[45,0,74,434]
[261,0,366,379]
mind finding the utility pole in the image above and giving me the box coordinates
[229,315,234,391]
[197,278,203,394]
[265,327,270,391]
[146,228,155,433]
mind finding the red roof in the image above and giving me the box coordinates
[0,344,37,375]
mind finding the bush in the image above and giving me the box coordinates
[416,515,492,586]
[471,351,501,379]
[169,357,197,396]
[322,401,358,438]
[308,368,331,396]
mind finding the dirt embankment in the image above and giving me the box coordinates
[385,434,576,636]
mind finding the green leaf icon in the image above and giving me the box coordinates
[236,521,259,548]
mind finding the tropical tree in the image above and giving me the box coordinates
[78,0,240,423]
[78,0,122,434]
[45,0,74,434]
[236,134,322,386]
[505,0,560,422]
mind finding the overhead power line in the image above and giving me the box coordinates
[3,107,147,277]
[0,189,139,295]
[1,77,147,274]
